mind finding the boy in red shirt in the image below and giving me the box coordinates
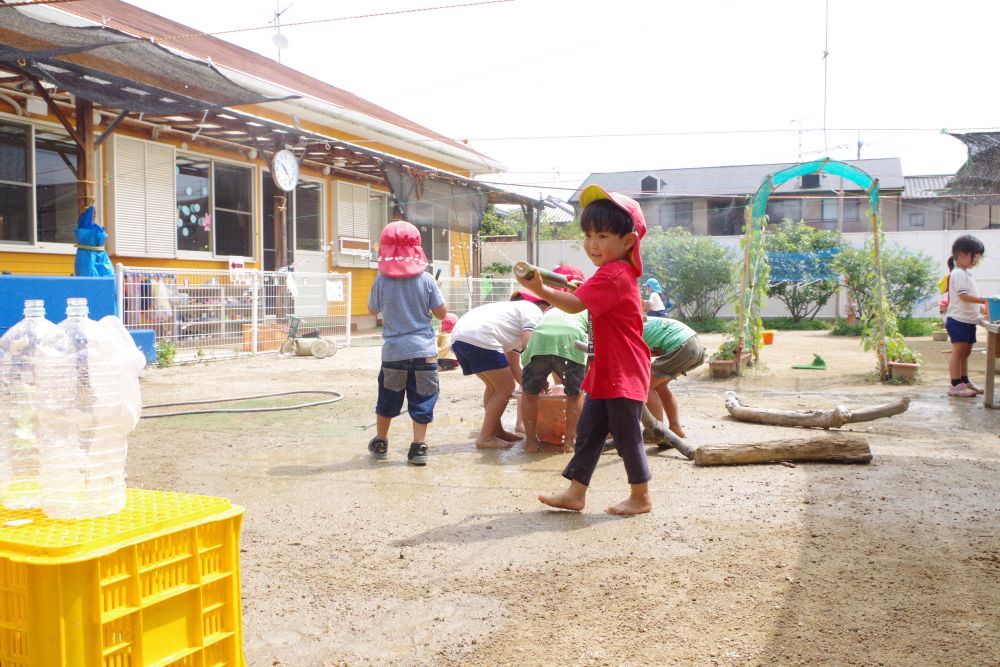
[515,185,652,515]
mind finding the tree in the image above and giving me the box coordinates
[642,227,737,320]
[479,205,518,237]
[833,243,938,320]
[764,220,847,321]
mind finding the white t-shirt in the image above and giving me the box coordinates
[450,301,542,352]
[647,292,665,312]
[946,267,981,324]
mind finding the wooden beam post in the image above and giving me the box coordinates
[75,99,95,214]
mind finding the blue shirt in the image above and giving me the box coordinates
[368,272,445,362]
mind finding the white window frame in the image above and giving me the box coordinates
[293,176,325,254]
[0,112,102,255]
[110,135,175,258]
[175,150,256,261]
[334,180,371,268]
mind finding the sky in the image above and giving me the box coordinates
[119,0,999,200]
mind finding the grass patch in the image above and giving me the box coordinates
[682,318,731,334]
[898,318,937,337]
[761,318,833,331]
[830,320,864,336]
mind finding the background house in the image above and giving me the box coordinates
[0,0,548,330]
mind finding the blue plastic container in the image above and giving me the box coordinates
[987,297,1000,322]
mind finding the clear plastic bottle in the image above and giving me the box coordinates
[0,300,73,510]
[42,298,129,519]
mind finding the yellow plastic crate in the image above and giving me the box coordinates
[0,489,244,667]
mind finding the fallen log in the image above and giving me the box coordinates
[640,405,696,460]
[724,392,909,429]
[694,434,872,466]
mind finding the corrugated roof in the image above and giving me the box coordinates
[46,0,494,166]
[570,158,905,202]
[903,175,953,199]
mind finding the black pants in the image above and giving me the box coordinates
[562,396,650,487]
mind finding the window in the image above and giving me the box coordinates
[0,120,88,246]
[766,198,802,224]
[174,154,253,258]
[433,223,450,261]
[909,212,925,228]
[212,163,253,257]
[821,198,860,225]
[641,175,659,193]
[35,131,78,244]
[368,192,390,262]
[659,201,692,230]
[175,156,210,252]
[295,181,322,252]
[708,200,744,236]
[0,121,30,243]
[413,202,450,262]
[335,181,371,267]
[113,136,175,256]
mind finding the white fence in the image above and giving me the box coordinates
[484,229,1000,319]
[438,276,516,318]
[117,265,352,363]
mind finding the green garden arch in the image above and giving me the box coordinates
[735,158,892,380]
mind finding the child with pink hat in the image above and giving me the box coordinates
[367,221,448,465]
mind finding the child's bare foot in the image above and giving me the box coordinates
[494,429,523,442]
[523,437,542,453]
[476,437,513,449]
[606,496,652,515]
[669,424,686,439]
[538,490,585,511]
[561,444,574,454]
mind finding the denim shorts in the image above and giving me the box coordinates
[376,358,440,424]
[452,340,508,376]
[946,317,977,344]
[522,355,586,395]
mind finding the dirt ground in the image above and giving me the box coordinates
[131,329,1000,666]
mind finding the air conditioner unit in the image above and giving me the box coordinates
[801,173,821,189]
[339,236,372,257]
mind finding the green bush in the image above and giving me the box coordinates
[761,317,833,331]
[830,320,864,336]
[482,262,512,276]
[642,228,737,320]
[156,341,176,367]
[833,244,938,320]
[897,318,936,337]
[682,317,731,333]
[765,220,846,321]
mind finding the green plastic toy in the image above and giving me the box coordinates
[792,354,827,370]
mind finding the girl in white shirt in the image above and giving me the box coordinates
[944,235,987,397]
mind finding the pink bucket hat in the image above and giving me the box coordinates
[378,220,428,278]
[579,185,647,277]
[441,313,458,333]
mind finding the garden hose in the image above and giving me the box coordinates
[141,390,344,418]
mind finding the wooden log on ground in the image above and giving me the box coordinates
[724,392,910,429]
[694,434,872,466]
[845,397,910,423]
[640,405,696,460]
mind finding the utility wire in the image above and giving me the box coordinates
[149,0,517,44]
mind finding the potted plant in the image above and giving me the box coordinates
[887,340,922,382]
[708,339,738,379]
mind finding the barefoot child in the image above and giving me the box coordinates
[643,317,705,439]
[367,221,448,465]
[945,235,987,397]
[450,298,548,448]
[520,302,589,453]
[516,185,652,515]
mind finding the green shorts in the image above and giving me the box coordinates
[651,336,705,380]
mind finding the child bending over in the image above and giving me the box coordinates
[643,317,705,439]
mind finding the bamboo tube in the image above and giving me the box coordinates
[513,262,577,291]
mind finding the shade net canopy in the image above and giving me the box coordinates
[945,132,1000,205]
[383,163,489,235]
[0,3,291,114]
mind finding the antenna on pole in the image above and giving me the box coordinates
[822,0,830,154]
[272,0,293,64]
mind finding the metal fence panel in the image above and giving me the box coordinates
[118,265,351,363]
[437,277,515,318]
